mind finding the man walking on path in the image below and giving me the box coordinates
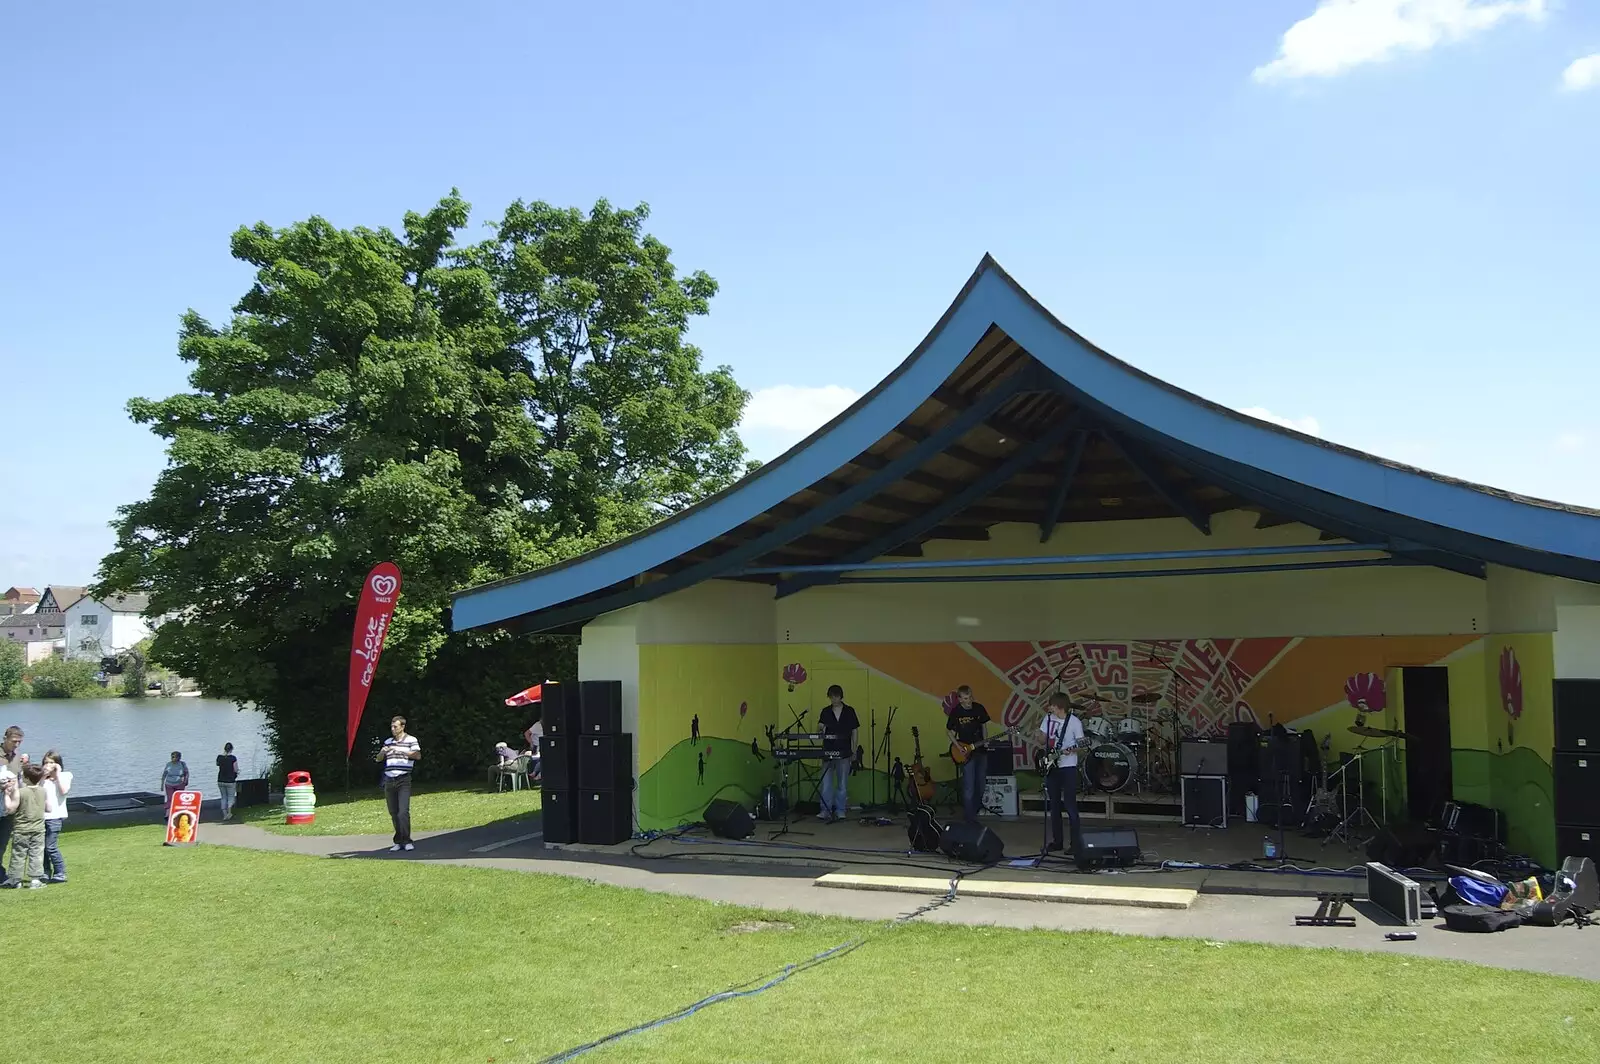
[1,725,25,885]
[378,716,421,851]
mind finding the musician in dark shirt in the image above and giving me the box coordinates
[818,685,859,822]
[945,685,991,823]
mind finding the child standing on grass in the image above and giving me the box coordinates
[3,763,48,889]
[41,751,71,883]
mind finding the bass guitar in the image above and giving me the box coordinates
[908,726,935,804]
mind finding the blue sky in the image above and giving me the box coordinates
[2,1,1597,586]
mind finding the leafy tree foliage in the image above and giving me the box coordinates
[98,194,747,782]
[24,657,101,699]
[0,639,23,697]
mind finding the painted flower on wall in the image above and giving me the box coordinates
[782,663,807,691]
[1499,647,1523,720]
[1343,672,1387,714]
[739,701,748,720]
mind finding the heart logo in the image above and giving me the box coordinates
[369,574,398,599]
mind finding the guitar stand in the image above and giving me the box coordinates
[1295,893,1356,927]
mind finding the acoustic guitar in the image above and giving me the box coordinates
[908,726,935,803]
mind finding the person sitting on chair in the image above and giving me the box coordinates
[494,741,518,764]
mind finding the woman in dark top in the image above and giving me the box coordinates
[216,743,239,821]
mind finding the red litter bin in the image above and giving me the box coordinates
[283,770,316,824]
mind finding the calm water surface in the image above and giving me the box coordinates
[1,698,270,797]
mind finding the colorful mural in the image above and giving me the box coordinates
[629,633,1558,864]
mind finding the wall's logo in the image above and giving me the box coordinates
[1498,647,1523,720]
[369,573,399,601]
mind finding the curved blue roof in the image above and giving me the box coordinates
[453,257,1600,632]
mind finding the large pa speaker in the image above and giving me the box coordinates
[940,821,1004,864]
[578,789,632,845]
[1077,826,1141,869]
[579,733,633,791]
[540,681,572,736]
[539,734,580,790]
[1555,679,1600,752]
[580,680,623,735]
[542,787,577,844]
[703,798,756,840]
[1555,753,1600,825]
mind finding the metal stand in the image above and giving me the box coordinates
[767,757,811,841]
[1324,749,1384,849]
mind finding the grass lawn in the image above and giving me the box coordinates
[238,780,540,835]
[14,821,1598,1064]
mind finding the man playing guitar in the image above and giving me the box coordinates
[1039,691,1085,853]
[945,685,991,823]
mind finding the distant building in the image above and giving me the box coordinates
[63,592,161,662]
[1,611,65,663]
[34,585,86,615]
[2,587,40,616]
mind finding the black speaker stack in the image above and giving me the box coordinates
[540,680,634,846]
[1554,679,1600,863]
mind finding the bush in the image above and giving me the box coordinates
[0,639,23,697]
[25,658,103,699]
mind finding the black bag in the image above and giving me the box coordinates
[1526,856,1598,927]
[1442,904,1525,933]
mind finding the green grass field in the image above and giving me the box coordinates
[15,808,1598,1063]
[238,780,540,835]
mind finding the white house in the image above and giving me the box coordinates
[63,593,160,661]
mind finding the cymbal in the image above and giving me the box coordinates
[1348,725,1409,739]
[1130,692,1162,705]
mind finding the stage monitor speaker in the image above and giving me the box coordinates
[542,787,577,845]
[703,798,756,840]
[1440,800,1503,842]
[1555,753,1600,826]
[939,822,1004,864]
[539,734,580,790]
[1077,827,1141,869]
[1555,679,1600,753]
[1181,775,1227,828]
[579,733,633,791]
[540,681,571,736]
[579,680,623,735]
[578,789,632,845]
[1557,825,1600,865]
[1180,740,1229,776]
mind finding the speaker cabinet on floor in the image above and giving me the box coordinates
[1077,827,1140,869]
[1557,825,1600,864]
[703,798,756,840]
[542,788,577,845]
[580,680,623,735]
[939,822,1004,864]
[1555,753,1600,825]
[579,734,633,791]
[578,789,632,845]
[539,734,580,791]
[539,681,571,736]
[1181,775,1227,828]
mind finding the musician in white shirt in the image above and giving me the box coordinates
[1038,691,1085,853]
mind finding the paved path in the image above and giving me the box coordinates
[203,818,1600,982]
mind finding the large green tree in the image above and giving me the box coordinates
[97,194,748,781]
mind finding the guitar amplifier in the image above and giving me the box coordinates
[1180,740,1229,776]
[1181,775,1227,828]
[1366,862,1423,926]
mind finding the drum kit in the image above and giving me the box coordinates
[1073,692,1184,796]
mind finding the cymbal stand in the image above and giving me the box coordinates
[1323,751,1380,848]
[767,749,812,841]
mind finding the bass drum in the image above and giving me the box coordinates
[1087,742,1136,793]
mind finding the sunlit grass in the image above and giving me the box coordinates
[237,780,540,835]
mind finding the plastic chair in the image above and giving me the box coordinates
[495,754,532,792]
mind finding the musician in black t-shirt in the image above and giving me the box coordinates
[945,685,991,823]
[818,685,859,822]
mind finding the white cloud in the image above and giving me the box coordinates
[739,384,862,458]
[1555,431,1587,452]
[1254,0,1547,83]
[1562,53,1600,91]
[1238,406,1323,436]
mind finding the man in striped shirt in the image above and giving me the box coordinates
[378,716,421,851]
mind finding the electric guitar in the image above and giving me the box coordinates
[908,727,935,803]
[1038,740,1086,773]
[949,726,1022,766]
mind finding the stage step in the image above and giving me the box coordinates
[1019,793,1181,821]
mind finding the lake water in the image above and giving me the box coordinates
[0,698,270,798]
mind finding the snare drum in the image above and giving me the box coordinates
[1084,716,1113,741]
[1116,717,1146,745]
